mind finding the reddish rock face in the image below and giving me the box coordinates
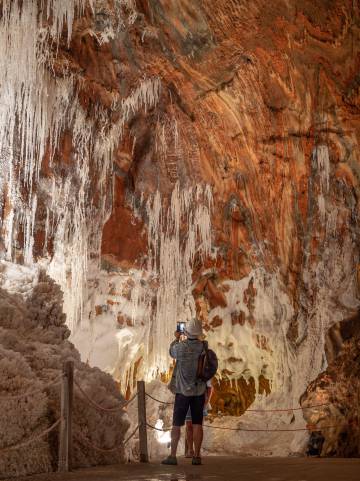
[48,0,359,406]
[1,1,360,446]
[76,0,360,297]
[101,175,147,269]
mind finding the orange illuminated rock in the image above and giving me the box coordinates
[210,315,223,328]
[231,310,246,326]
[205,279,228,309]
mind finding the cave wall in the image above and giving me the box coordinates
[0,0,359,456]
[96,0,360,404]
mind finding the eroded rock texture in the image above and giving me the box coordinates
[301,313,360,456]
[0,263,129,478]
[92,0,360,408]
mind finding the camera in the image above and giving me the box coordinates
[176,321,186,333]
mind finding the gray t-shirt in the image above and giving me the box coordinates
[170,339,206,397]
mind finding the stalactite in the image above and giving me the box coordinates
[314,144,330,224]
[145,182,213,376]
[0,0,162,332]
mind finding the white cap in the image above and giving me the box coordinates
[185,318,203,338]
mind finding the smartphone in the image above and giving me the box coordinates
[177,321,186,333]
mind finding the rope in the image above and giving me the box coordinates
[246,403,331,413]
[0,374,64,401]
[146,422,339,433]
[0,419,61,453]
[76,424,139,452]
[146,422,171,432]
[145,392,174,405]
[203,423,338,432]
[74,379,137,413]
[144,391,329,412]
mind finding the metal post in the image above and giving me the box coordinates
[137,380,149,463]
[58,360,74,472]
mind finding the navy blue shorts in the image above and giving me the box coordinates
[173,393,205,427]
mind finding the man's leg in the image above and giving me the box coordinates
[189,394,205,463]
[192,424,203,457]
[170,426,181,457]
[162,394,190,464]
[185,420,194,456]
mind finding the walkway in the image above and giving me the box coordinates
[7,456,360,481]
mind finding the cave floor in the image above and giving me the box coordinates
[9,456,360,481]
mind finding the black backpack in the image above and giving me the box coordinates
[197,341,218,382]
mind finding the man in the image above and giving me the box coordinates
[185,378,213,458]
[161,318,206,466]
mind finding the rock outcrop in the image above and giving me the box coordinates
[0,262,129,478]
[301,314,360,456]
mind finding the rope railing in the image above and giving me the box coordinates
[246,403,330,412]
[0,374,64,401]
[143,389,339,437]
[0,419,61,453]
[74,379,138,413]
[145,421,340,433]
[76,424,139,453]
[0,370,342,475]
[145,392,174,405]
[144,391,330,412]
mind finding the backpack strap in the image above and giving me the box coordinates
[203,341,210,361]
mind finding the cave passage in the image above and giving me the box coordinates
[0,0,360,478]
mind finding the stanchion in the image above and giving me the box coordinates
[137,380,149,463]
[58,360,74,472]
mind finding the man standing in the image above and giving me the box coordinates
[185,378,213,458]
[161,318,206,466]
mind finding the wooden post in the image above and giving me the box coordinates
[58,360,74,472]
[137,380,149,463]
[67,361,74,471]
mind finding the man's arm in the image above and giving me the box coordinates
[205,380,214,404]
[169,331,181,359]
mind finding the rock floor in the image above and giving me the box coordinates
[6,456,360,481]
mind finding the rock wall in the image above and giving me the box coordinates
[0,0,359,457]
[301,313,360,456]
[0,262,129,478]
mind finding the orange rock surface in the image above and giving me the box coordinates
[54,0,360,406]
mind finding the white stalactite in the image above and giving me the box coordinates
[0,0,163,333]
[145,182,213,376]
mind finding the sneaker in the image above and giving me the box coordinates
[192,456,202,465]
[161,455,178,465]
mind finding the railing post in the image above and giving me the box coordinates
[137,380,149,463]
[67,360,74,471]
[58,360,74,472]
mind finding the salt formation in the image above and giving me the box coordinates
[313,145,330,223]
[145,182,213,375]
[0,0,91,323]
[0,261,129,478]
[0,0,161,333]
[71,183,213,392]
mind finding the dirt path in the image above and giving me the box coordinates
[6,456,360,481]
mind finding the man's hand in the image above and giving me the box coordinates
[174,330,181,340]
